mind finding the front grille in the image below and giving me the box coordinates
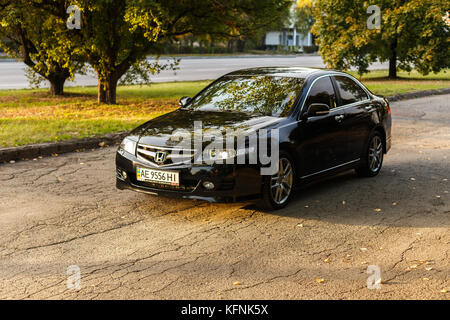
[136,144,196,167]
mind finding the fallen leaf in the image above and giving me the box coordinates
[324,258,330,263]
[233,281,241,286]
[423,278,430,281]
[425,267,433,271]
[98,141,105,147]
[410,177,416,181]
[315,278,325,284]
[435,195,441,198]
[409,264,418,269]
[392,202,397,206]
[297,223,304,228]
[374,208,382,212]
[440,288,447,293]
[360,248,368,252]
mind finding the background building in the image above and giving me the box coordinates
[265,28,313,49]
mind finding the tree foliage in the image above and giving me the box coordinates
[0,0,85,95]
[1,0,292,102]
[68,0,293,104]
[294,0,315,36]
[311,0,450,78]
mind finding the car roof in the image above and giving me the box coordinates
[224,66,336,79]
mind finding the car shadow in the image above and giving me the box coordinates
[243,167,449,228]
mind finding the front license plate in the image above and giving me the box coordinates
[136,167,179,186]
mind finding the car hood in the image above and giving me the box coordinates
[132,109,284,146]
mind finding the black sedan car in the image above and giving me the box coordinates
[116,67,391,209]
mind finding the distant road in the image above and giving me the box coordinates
[0,55,389,89]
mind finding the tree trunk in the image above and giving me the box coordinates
[237,39,246,52]
[389,38,398,79]
[98,77,118,104]
[98,82,106,104]
[49,76,66,96]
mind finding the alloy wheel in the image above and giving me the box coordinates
[270,157,294,205]
[368,136,383,173]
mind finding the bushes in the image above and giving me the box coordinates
[302,45,318,54]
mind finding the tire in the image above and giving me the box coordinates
[356,132,384,177]
[261,151,295,210]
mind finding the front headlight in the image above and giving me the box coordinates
[208,149,237,161]
[119,137,137,155]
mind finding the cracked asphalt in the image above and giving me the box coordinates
[0,94,449,300]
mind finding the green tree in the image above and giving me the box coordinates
[0,0,84,95]
[294,0,315,37]
[65,0,292,104]
[312,0,449,78]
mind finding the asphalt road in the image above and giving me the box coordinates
[0,94,449,299]
[0,55,389,89]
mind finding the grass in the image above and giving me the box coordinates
[0,71,449,148]
[348,69,450,96]
[0,81,210,147]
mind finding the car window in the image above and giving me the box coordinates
[334,76,369,105]
[304,76,337,109]
[187,75,305,117]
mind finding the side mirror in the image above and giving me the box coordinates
[306,103,330,117]
[179,96,192,107]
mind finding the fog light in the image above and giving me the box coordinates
[122,171,128,179]
[202,181,215,190]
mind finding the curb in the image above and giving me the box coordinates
[386,87,450,101]
[0,87,449,163]
[0,132,128,163]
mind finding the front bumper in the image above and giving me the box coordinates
[115,149,263,203]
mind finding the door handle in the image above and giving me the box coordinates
[334,115,344,121]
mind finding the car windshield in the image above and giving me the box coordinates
[186,75,305,117]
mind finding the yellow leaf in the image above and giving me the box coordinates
[315,278,325,284]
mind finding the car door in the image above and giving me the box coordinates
[295,76,348,177]
[332,75,373,162]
